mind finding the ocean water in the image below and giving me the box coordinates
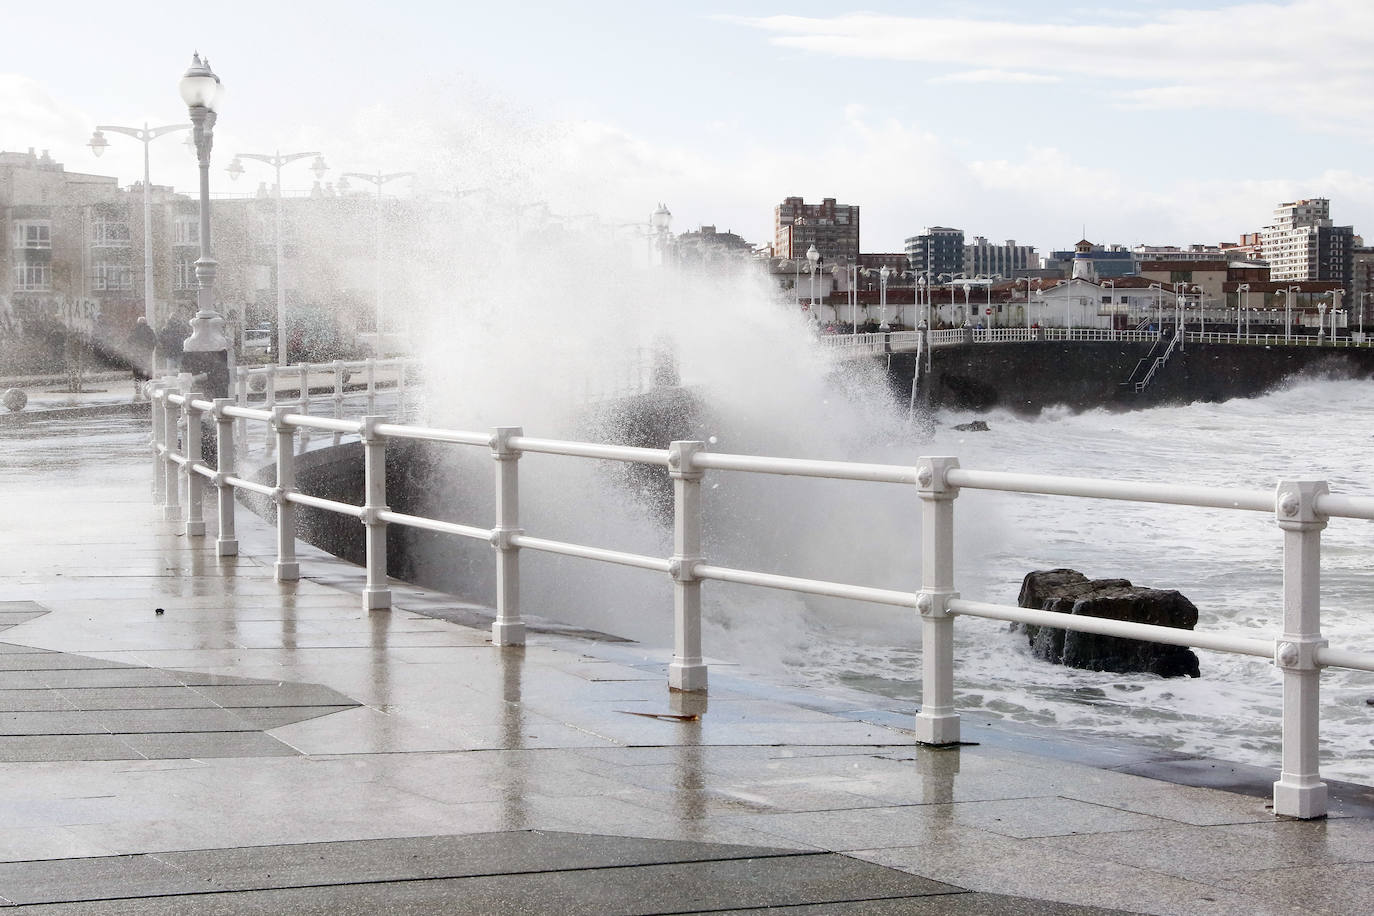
[768,375,1374,785]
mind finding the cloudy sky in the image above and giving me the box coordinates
[3,0,1372,255]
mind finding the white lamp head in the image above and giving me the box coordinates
[180,52,221,111]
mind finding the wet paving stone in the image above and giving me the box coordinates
[0,626,360,760]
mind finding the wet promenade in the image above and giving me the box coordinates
[1,401,1373,913]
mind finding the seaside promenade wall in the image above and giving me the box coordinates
[892,340,1374,413]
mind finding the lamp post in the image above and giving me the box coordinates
[917,273,929,332]
[88,121,189,326]
[806,244,820,319]
[341,170,415,347]
[1149,282,1163,333]
[1331,289,1345,340]
[1236,283,1250,337]
[978,275,996,329]
[1102,279,1114,338]
[1280,285,1300,342]
[227,151,327,364]
[879,265,891,330]
[177,52,230,398]
[650,202,672,266]
[1063,280,1072,334]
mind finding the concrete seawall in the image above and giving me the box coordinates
[892,341,1374,413]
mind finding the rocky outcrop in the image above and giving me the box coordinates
[1016,568,1201,678]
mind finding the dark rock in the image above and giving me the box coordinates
[1017,568,1201,678]
[953,420,990,432]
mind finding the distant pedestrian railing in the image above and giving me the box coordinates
[231,358,419,456]
[820,326,1374,359]
[148,376,1374,820]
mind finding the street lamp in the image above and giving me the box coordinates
[1236,283,1250,337]
[227,150,327,364]
[806,244,820,318]
[341,170,415,346]
[1330,289,1345,340]
[879,265,891,330]
[88,121,189,326]
[650,202,672,266]
[1102,279,1114,338]
[977,275,997,329]
[1149,282,1163,333]
[179,52,224,338]
[1015,277,1037,331]
[1277,285,1300,342]
[917,273,929,333]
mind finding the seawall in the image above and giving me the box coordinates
[891,340,1374,413]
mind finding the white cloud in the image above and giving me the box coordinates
[930,69,1061,85]
[725,3,1374,139]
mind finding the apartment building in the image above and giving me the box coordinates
[1260,198,1354,290]
[904,226,964,279]
[963,237,1037,278]
[773,196,859,265]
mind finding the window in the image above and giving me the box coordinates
[92,261,133,291]
[13,221,51,249]
[90,221,131,247]
[174,217,200,246]
[173,257,198,290]
[13,263,51,291]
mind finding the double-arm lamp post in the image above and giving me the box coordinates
[340,170,415,344]
[227,151,328,364]
[88,122,189,326]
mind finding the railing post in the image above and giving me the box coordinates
[150,382,167,505]
[1272,479,1330,819]
[293,364,312,452]
[366,359,378,415]
[234,368,248,461]
[332,361,346,446]
[264,366,278,458]
[915,456,961,745]
[271,405,300,581]
[490,426,525,646]
[360,416,392,611]
[183,392,206,537]
[162,385,181,521]
[211,397,238,557]
[667,440,707,692]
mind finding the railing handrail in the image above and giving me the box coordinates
[146,364,1374,820]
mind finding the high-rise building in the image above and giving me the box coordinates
[1260,199,1354,289]
[904,226,964,279]
[963,237,1037,278]
[773,197,859,265]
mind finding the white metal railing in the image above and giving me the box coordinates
[146,378,1374,819]
[231,359,418,456]
[1133,333,1180,393]
[818,332,889,357]
[826,326,1374,360]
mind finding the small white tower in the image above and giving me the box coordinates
[1071,239,1096,282]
